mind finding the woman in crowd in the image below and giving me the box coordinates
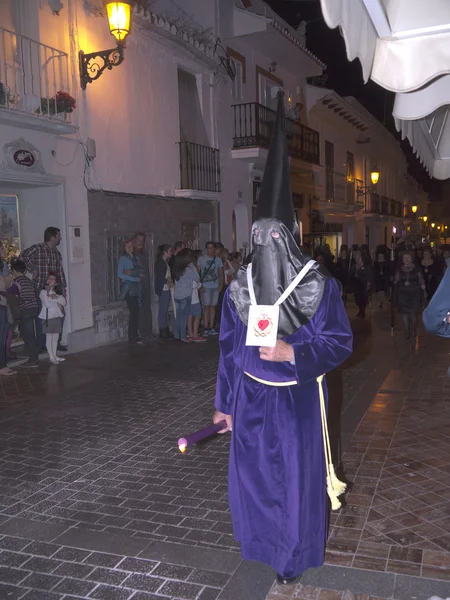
[187,252,206,343]
[155,244,173,338]
[350,250,371,318]
[172,249,199,343]
[335,247,350,305]
[373,252,390,309]
[395,251,426,339]
[230,252,243,276]
[420,248,439,301]
[118,239,144,345]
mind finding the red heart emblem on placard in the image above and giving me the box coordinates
[258,319,269,331]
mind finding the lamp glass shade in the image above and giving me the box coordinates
[106,1,132,43]
[370,170,380,185]
[423,216,428,222]
[431,222,436,228]
[411,205,418,213]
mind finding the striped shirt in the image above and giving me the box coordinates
[14,275,39,311]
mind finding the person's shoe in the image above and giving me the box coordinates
[165,328,174,338]
[0,367,16,376]
[49,359,60,365]
[209,328,218,336]
[22,359,39,368]
[276,573,302,585]
[7,352,17,361]
[180,338,193,343]
[56,357,66,362]
[191,336,207,343]
[203,329,210,336]
[57,344,68,352]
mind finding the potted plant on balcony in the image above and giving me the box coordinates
[38,91,76,120]
[0,82,19,108]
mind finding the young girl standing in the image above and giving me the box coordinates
[39,273,66,364]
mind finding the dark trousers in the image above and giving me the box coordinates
[0,305,9,369]
[35,297,46,349]
[19,308,39,362]
[125,295,140,342]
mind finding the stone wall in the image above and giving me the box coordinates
[88,191,217,344]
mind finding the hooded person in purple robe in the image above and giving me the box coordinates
[213,91,353,585]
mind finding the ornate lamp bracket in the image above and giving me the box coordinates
[79,44,125,90]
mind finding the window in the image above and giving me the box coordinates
[325,141,334,202]
[231,60,243,100]
[346,151,354,182]
[106,233,152,303]
[346,151,355,204]
[227,48,246,102]
[257,67,282,110]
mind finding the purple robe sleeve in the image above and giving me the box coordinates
[214,291,237,415]
[290,279,353,383]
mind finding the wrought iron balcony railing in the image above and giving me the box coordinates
[0,27,73,124]
[232,102,320,165]
[325,171,364,205]
[366,193,403,216]
[178,141,221,193]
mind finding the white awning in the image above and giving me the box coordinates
[320,0,450,179]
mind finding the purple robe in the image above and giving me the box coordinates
[214,279,353,577]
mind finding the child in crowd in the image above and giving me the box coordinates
[39,273,66,364]
[9,259,40,368]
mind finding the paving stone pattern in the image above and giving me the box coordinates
[0,306,448,599]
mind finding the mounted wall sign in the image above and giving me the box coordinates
[13,150,35,168]
[2,138,45,174]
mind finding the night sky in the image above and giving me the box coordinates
[268,0,439,197]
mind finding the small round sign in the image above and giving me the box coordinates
[13,150,35,167]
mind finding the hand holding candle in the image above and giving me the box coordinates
[178,417,230,453]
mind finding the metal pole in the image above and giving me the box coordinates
[390,237,395,336]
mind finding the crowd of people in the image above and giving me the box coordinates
[314,241,450,338]
[152,240,243,343]
[0,226,67,376]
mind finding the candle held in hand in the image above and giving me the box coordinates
[177,420,227,453]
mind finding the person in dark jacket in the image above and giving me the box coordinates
[373,253,390,308]
[155,244,173,338]
[350,250,371,318]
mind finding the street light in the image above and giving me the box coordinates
[79,0,133,89]
[423,216,428,223]
[411,205,418,213]
[370,170,380,186]
[431,222,436,228]
[356,169,381,196]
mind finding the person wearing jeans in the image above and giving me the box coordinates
[155,244,173,338]
[118,239,144,345]
[173,249,199,343]
[9,259,40,367]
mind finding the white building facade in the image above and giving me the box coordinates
[0,0,429,350]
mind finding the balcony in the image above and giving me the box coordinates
[365,194,403,217]
[178,141,221,195]
[232,102,320,165]
[0,27,76,134]
[325,171,364,206]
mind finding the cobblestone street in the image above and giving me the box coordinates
[0,305,448,600]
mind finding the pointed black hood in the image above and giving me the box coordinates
[229,93,330,336]
[256,91,300,244]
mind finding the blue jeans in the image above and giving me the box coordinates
[158,290,171,329]
[174,296,191,340]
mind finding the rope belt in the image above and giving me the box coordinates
[317,374,346,510]
[243,371,346,510]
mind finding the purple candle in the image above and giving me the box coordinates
[178,420,227,453]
